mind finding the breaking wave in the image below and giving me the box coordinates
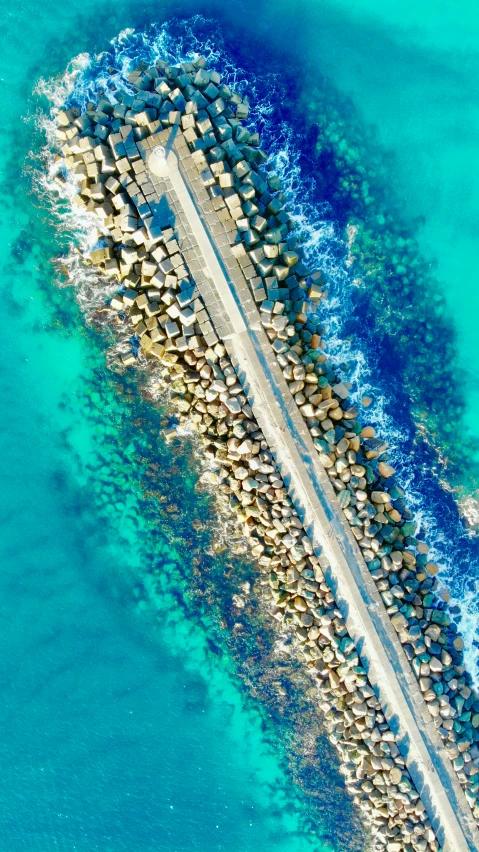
[37,15,479,684]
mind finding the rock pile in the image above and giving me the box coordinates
[301,86,465,480]
[51,54,479,849]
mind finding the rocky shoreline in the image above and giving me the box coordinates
[51,54,479,851]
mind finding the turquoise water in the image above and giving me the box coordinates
[1,7,366,850]
[302,0,479,442]
[0,146,357,850]
[2,0,479,849]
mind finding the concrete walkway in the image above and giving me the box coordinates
[146,134,479,852]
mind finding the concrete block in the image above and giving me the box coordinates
[116,157,132,173]
[204,82,220,101]
[207,97,226,118]
[194,68,209,87]
[219,172,234,189]
[236,102,249,120]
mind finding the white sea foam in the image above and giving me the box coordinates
[459,495,479,529]
[35,52,92,111]
[251,80,479,682]
[37,19,479,683]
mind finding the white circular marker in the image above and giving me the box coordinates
[153,145,166,165]
[148,143,177,177]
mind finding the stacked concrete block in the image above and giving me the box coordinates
[51,53,479,851]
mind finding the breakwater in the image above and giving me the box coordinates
[50,53,479,851]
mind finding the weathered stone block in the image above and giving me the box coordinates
[169,88,186,111]
[165,320,180,338]
[194,68,209,87]
[203,82,219,101]
[207,97,226,118]
[236,102,249,120]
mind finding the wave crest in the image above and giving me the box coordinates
[36,16,479,684]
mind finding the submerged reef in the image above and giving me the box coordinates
[300,83,472,488]
[49,51,479,851]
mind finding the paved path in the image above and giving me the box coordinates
[144,132,479,852]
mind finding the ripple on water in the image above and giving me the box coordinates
[38,13,479,680]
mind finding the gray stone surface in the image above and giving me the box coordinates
[143,129,478,852]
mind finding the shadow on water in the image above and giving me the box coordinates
[10,4,477,847]
[25,0,475,478]
[0,174,365,846]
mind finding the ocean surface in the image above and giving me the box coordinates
[1,0,479,850]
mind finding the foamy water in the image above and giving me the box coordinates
[39,17,479,684]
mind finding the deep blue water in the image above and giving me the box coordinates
[2,1,479,849]
[0,52,360,843]
[49,10,479,678]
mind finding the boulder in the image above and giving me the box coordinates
[378,462,395,478]
[371,491,390,504]
[391,613,408,633]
